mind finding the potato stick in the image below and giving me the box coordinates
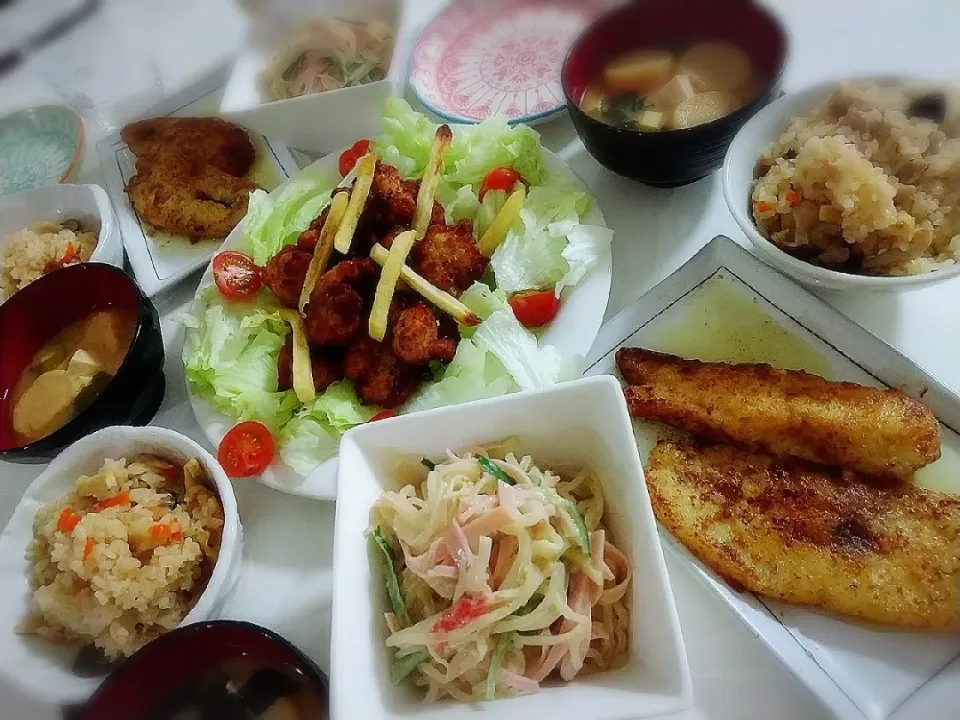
[479,186,525,256]
[298,191,349,313]
[368,230,418,342]
[370,244,481,327]
[413,125,453,237]
[333,153,377,254]
[279,310,315,404]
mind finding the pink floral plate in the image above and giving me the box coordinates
[410,0,605,125]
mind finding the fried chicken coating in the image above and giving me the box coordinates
[391,303,457,365]
[409,220,488,295]
[277,337,344,393]
[304,258,378,346]
[121,117,256,178]
[262,245,312,309]
[344,335,423,408]
[348,164,447,254]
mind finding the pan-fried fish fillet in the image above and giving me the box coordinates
[617,347,940,478]
[646,440,960,629]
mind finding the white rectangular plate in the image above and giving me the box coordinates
[584,236,960,720]
[96,66,300,297]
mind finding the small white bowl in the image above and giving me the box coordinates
[330,375,692,720]
[723,79,960,292]
[220,0,413,153]
[0,426,243,705]
[0,183,124,292]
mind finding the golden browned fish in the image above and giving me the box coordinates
[645,439,960,630]
[617,347,940,479]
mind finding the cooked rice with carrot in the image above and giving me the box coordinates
[20,455,224,659]
[752,82,960,275]
[0,220,97,300]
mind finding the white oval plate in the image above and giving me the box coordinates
[185,146,612,500]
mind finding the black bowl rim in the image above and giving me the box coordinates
[0,262,151,454]
[560,0,789,139]
[80,619,329,715]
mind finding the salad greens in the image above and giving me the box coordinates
[182,100,607,477]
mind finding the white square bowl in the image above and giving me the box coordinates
[330,375,692,720]
[219,0,414,154]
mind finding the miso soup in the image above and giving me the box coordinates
[9,307,137,445]
[581,41,762,131]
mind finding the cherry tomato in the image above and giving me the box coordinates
[339,138,371,177]
[370,410,397,422]
[218,421,275,478]
[508,290,561,328]
[479,167,523,200]
[213,251,262,299]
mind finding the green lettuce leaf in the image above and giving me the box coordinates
[182,295,299,429]
[489,185,604,293]
[279,381,376,475]
[472,308,582,391]
[374,98,545,186]
[406,339,518,413]
[459,282,508,338]
[244,164,338,265]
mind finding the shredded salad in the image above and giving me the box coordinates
[261,17,394,101]
[182,100,612,477]
[369,445,631,702]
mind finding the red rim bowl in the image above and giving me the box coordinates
[72,620,329,720]
[562,0,788,187]
[0,263,165,460]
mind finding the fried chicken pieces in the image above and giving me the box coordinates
[260,160,481,409]
[122,117,258,241]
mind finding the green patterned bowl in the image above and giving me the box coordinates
[0,105,84,196]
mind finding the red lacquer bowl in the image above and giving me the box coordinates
[0,263,165,461]
[70,621,329,720]
[562,0,788,187]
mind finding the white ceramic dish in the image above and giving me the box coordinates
[96,67,300,297]
[220,0,414,154]
[0,426,243,706]
[0,183,122,300]
[585,235,960,720]
[330,376,693,720]
[723,79,960,292]
[185,146,612,501]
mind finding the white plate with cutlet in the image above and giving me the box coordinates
[96,67,300,297]
[584,235,960,720]
[184,143,612,501]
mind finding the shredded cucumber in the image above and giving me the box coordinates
[478,456,516,486]
[371,527,411,626]
[391,648,430,685]
[485,633,515,700]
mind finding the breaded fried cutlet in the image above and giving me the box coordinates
[122,116,259,240]
[121,117,256,178]
[617,347,941,478]
[645,439,960,630]
[125,156,257,240]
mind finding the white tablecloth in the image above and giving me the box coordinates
[1,1,958,718]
